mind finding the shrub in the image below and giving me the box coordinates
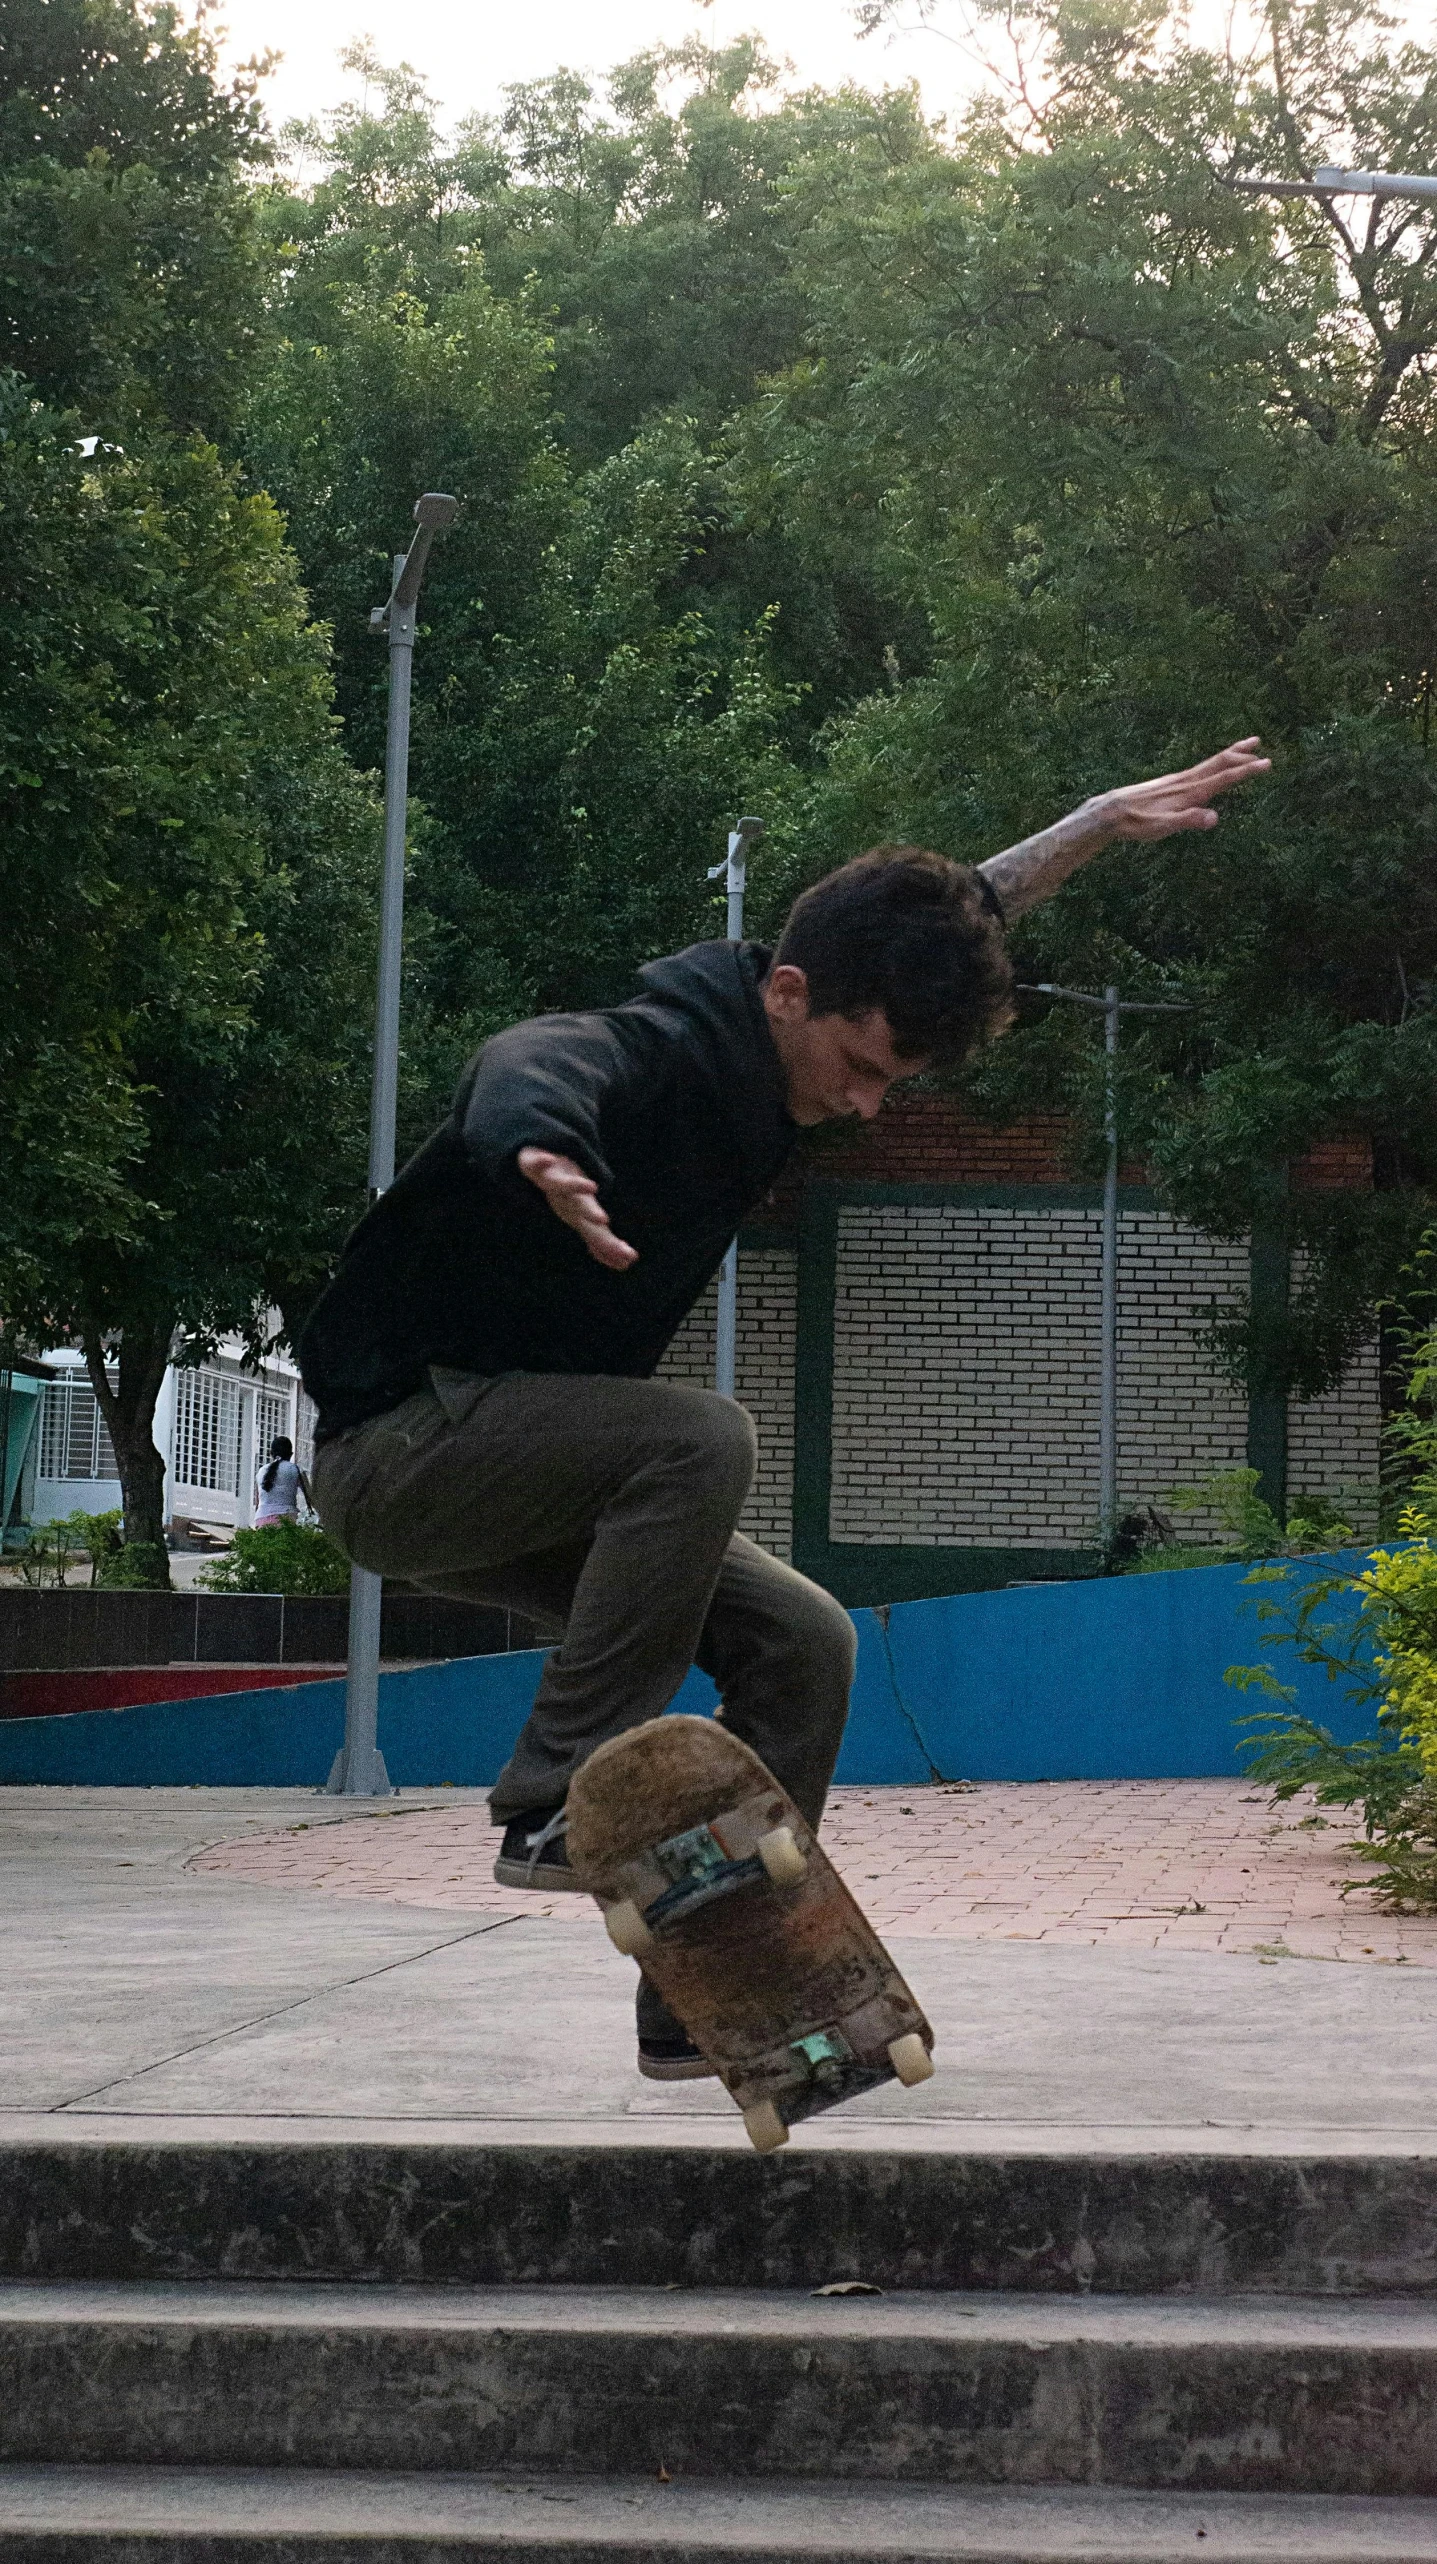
[14,1507,124,1587]
[1120,1469,1363,1573]
[199,1519,351,1596]
[1226,1316,1437,1913]
[95,1539,172,1590]
[70,1509,124,1583]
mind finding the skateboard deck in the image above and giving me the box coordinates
[565,1715,935,2152]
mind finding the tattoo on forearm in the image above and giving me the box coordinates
[978,801,1110,920]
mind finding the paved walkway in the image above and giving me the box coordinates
[7,1787,1437,2135]
[192,1780,1437,1969]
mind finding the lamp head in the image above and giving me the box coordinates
[414,492,460,530]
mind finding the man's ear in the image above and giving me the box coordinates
[763,962,812,1023]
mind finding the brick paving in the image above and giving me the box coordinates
[191,1779,1437,1968]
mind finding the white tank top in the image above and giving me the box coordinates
[255,1457,303,1518]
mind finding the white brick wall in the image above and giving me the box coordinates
[828,1204,1253,1547]
[650,1209,1381,1562]
[658,1249,796,1559]
[1288,1337,1382,1529]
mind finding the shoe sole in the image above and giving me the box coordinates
[637,2050,721,2082]
[492,1857,586,1892]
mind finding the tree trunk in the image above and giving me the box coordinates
[83,1318,174,1585]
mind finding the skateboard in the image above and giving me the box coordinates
[565,1715,935,2153]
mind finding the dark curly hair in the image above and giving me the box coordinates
[771,845,1015,1068]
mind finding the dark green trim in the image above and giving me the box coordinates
[792,1189,840,1576]
[791,1183,1109,1595]
[735,1219,796,1252]
[810,1546,1101,1606]
[785,1173,1268,1603]
[1247,1209,1291,1518]
[806,1179,1158,1213]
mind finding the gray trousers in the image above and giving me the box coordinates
[313,1368,856,1987]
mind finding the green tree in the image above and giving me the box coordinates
[731,0,1437,1407]
[0,408,377,1572]
[0,0,268,439]
[0,1,384,1582]
[256,41,936,724]
[246,98,798,1147]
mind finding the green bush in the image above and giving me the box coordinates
[199,1519,351,1597]
[95,1539,171,1590]
[14,1507,124,1587]
[1226,1321,1437,1913]
[1123,1469,1363,1574]
[70,1509,124,1582]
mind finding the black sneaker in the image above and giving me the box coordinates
[493,1807,582,1892]
[637,2035,719,2083]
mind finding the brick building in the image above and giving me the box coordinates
[659,1096,1378,1600]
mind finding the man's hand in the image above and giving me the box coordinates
[518,1148,638,1271]
[979,737,1271,919]
[1094,739,1271,841]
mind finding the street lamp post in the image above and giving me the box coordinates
[1018,983,1190,1549]
[707,816,765,1399]
[325,492,459,1799]
[1228,164,1437,204]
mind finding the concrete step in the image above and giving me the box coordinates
[2,2470,1437,2562]
[3,2282,1437,2494]
[4,2126,1436,2296]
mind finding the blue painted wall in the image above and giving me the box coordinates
[839,1557,1374,1786]
[0,1555,1374,1790]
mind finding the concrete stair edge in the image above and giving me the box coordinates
[4,2284,1437,2495]
[2,2471,1437,2563]
[5,2132,1437,2296]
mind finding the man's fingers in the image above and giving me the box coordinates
[1128,741,1269,801]
[517,1146,638,1268]
[1107,741,1270,842]
[582,1224,639,1271]
[570,1195,639,1267]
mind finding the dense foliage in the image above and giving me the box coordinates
[0,2,377,1574]
[1229,1311,1437,1910]
[245,4,1437,1383]
[3,0,1435,1569]
[199,1518,352,1595]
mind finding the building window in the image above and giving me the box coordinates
[172,1368,242,1497]
[38,1377,119,1482]
[255,1386,291,1468]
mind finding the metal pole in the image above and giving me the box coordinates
[1229,164,1437,203]
[708,818,764,1399]
[328,495,458,1798]
[715,1243,738,1400]
[1019,980,1189,1560]
[0,1347,12,1553]
[1099,986,1119,1549]
[368,567,414,1199]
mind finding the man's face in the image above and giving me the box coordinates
[762,964,926,1126]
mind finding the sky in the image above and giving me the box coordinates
[205,0,995,137]
[203,0,1424,161]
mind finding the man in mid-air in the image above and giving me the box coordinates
[302,740,1267,2077]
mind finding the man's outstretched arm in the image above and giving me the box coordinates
[978,738,1271,921]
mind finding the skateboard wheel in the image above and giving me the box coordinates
[742,2100,790,2154]
[756,1825,807,1887]
[604,1898,656,1957]
[887,2032,935,2087]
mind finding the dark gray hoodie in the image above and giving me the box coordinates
[299,941,797,1437]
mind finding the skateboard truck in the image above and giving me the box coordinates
[790,2028,857,2098]
[644,1823,768,1929]
[602,1811,809,1955]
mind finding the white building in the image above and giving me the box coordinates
[24,1338,316,1542]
